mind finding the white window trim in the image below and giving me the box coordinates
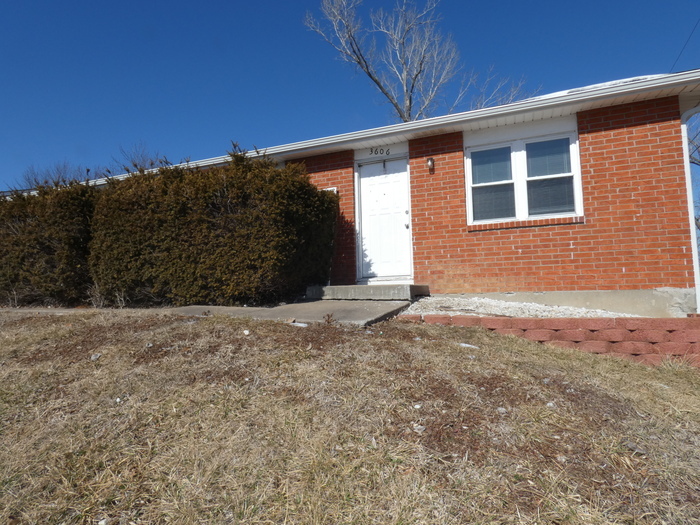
[465,132,583,225]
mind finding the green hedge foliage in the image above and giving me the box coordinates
[89,153,339,306]
[0,183,95,306]
[0,153,338,307]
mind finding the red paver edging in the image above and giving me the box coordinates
[398,314,700,367]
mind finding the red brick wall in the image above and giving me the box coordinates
[576,96,693,290]
[409,132,470,289]
[292,151,357,285]
[294,96,695,293]
[408,97,694,293]
[409,132,596,292]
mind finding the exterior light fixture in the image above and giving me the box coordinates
[427,157,435,169]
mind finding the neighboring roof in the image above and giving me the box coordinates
[93,69,700,186]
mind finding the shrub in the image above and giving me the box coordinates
[89,152,338,306]
[0,183,95,306]
[88,169,177,305]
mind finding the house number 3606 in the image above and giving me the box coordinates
[368,147,390,156]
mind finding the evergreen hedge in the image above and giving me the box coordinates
[0,152,338,307]
[89,152,339,306]
[0,183,95,306]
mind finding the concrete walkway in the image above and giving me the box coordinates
[167,300,410,326]
[0,300,411,326]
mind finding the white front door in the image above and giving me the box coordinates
[358,158,412,281]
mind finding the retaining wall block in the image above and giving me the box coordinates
[576,318,618,330]
[653,342,692,355]
[589,329,633,342]
[622,318,700,331]
[422,314,453,325]
[551,329,593,342]
[494,328,525,337]
[627,329,671,343]
[520,329,557,342]
[668,330,700,343]
[610,341,656,354]
[510,318,547,330]
[539,318,584,331]
[479,317,513,329]
[577,341,612,353]
[451,316,483,327]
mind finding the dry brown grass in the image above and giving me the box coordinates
[1,310,698,524]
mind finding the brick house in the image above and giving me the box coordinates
[198,71,700,317]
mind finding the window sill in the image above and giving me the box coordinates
[467,215,585,232]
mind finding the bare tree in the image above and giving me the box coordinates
[305,0,528,122]
[19,162,94,190]
[11,143,170,192]
[689,121,700,167]
[686,114,700,230]
[113,142,170,175]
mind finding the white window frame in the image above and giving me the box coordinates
[465,130,583,225]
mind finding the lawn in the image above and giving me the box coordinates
[1,310,698,524]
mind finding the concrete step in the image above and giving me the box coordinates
[306,284,430,301]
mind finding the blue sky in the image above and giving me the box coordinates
[1,0,699,190]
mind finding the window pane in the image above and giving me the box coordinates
[526,138,571,177]
[473,184,515,221]
[527,176,575,215]
[472,147,512,184]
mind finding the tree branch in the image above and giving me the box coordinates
[306,0,531,121]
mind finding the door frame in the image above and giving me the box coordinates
[354,152,414,284]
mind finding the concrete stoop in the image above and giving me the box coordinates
[306,284,430,301]
[399,314,700,368]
